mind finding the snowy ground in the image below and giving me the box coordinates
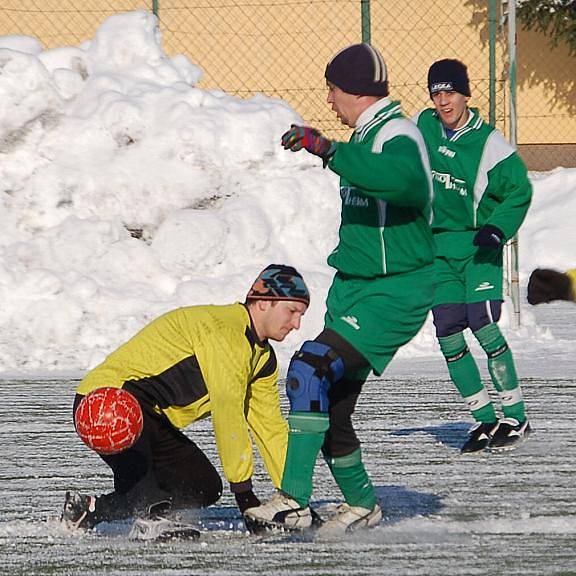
[1,303,575,576]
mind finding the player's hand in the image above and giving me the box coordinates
[527,268,574,305]
[281,125,337,166]
[473,225,504,249]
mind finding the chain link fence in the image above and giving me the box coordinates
[0,0,573,166]
[0,0,506,138]
[156,0,508,140]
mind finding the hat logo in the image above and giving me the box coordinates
[430,81,454,93]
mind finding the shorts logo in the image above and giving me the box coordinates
[341,315,361,331]
[438,145,456,158]
[475,281,495,292]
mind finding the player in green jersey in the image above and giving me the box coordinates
[244,43,435,536]
[414,59,533,453]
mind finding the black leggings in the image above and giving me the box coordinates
[315,329,370,460]
[73,393,222,522]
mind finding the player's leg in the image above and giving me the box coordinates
[317,267,432,535]
[151,420,223,509]
[320,367,383,535]
[468,301,531,450]
[63,394,165,528]
[433,304,498,421]
[280,328,368,504]
[64,394,222,529]
[433,254,499,452]
[466,251,531,450]
[243,331,354,531]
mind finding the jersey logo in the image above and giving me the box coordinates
[474,281,495,292]
[341,186,369,208]
[432,170,468,197]
[438,145,456,158]
[340,315,361,331]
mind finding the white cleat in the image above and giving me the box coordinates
[316,503,382,538]
[243,491,313,533]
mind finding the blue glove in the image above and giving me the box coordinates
[473,225,504,249]
[281,125,336,166]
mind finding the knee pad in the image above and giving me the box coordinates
[286,341,345,413]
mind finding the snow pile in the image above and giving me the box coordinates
[0,10,574,375]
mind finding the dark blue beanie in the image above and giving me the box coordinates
[428,59,471,97]
[325,43,389,97]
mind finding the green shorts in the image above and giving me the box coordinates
[433,249,503,306]
[324,265,434,376]
[432,230,504,306]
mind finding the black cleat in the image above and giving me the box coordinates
[489,418,531,451]
[61,491,98,529]
[461,421,500,453]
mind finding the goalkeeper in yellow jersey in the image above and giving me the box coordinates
[61,265,309,533]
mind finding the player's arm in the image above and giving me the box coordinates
[245,357,288,489]
[482,153,532,242]
[329,135,430,209]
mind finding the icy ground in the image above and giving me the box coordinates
[1,303,575,576]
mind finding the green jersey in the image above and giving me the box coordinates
[414,107,532,257]
[327,98,435,278]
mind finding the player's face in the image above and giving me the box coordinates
[432,90,470,130]
[327,82,362,127]
[264,301,307,342]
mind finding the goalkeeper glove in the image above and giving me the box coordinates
[281,125,337,166]
[527,268,574,305]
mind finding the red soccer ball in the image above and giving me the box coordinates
[74,387,143,455]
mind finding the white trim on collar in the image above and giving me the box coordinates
[355,97,392,129]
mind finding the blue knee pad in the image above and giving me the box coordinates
[286,341,345,413]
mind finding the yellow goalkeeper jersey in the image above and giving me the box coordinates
[77,303,287,490]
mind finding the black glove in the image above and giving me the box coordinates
[234,489,261,514]
[473,225,504,249]
[527,268,573,305]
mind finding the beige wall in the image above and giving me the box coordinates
[0,0,574,168]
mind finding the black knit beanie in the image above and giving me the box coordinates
[427,59,471,97]
[325,43,389,97]
[246,265,310,306]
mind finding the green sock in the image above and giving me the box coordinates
[280,412,329,507]
[474,323,525,421]
[325,448,376,510]
[439,332,497,423]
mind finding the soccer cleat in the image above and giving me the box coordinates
[316,503,382,538]
[460,421,500,453]
[243,491,313,533]
[61,491,98,529]
[489,418,531,451]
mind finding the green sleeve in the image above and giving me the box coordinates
[328,135,429,209]
[483,153,532,240]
